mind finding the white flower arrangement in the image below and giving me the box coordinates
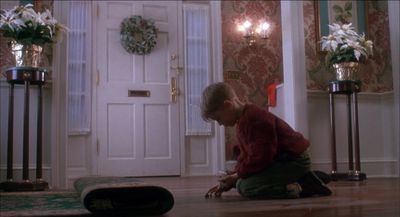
[0,4,67,45]
[320,23,373,67]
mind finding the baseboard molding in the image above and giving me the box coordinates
[225,159,399,178]
[307,90,394,98]
[66,167,88,189]
[0,165,52,184]
[312,159,398,177]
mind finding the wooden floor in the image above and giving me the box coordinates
[137,176,399,217]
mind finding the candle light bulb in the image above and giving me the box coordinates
[238,25,245,32]
[261,22,270,30]
[259,22,270,39]
[243,20,251,29]
[237,19,270,46]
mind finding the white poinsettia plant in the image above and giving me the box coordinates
[320,23,373,67]
[0,4,67,45]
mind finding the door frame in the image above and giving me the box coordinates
[209,1,225,173]
[176,0,187,175]
[91,0,187,176]
[50,0,225,188]
[51,0,71,188]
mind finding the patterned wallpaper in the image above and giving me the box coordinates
[304,0,393,92]
[221,1,283,159]
[222,0,393,160]
[221,1,283,107]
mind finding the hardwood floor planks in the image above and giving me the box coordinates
[138,176,400,217]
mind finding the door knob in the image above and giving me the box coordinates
[171,77,180,103]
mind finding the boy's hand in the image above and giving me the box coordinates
[205,173,239,199]
[205,184,224,198]
[218,173,238,190]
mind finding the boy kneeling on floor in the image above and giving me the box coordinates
[201,82,332,199]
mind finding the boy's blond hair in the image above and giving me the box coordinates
[201,82,235,121]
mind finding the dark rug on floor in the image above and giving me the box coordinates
[74,176,174,216]
[0,177,174,217]
[0,191,90,217]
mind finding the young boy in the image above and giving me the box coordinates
[201,82,331,199]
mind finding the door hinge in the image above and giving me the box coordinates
[96,139,100,156]
[96,69,100,86]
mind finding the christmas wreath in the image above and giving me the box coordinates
[120,15,158,55]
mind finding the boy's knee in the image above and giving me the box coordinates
[236,180,267,199]
[236,178,301,199]
[236,178,255,198]
[236,178,245,196]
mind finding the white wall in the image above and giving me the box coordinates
[269,86,398,177]
[388,0,400,176]
[280,0,309,137]
[0,81,53,183]
[308,91,398,177]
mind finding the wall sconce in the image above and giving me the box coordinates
[238,20,270,46]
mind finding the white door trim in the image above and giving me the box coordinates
[210,1,226,173]
[176,0,187,176]
[90,1,99,176]
[280,1,309,137]
[388,0,400,176]
[51,0,69,188]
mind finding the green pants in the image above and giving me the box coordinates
[236,152,311,199]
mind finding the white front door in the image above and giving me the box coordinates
[95,1,181,176]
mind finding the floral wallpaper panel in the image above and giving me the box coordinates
[304,0,393,92]
[222,0,393,160]
[221,0,283,160]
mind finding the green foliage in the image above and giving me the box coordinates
[325,47,358,67]
[344,2,352,11]
[332,5,343,13]
[0,4,67,46]
[332,2,353,24]
[2,22,54,45]
[320,23,373,67]
[120,15,158,55]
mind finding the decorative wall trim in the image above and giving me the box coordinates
[211,0,224,174]
[225,159,398,178]
[0,166,52,184]
[51,0,68,189]
[281,1,309,136]
[0,165,52,170]
[307,90,394,97]
[312,160,398,178]
[313,159,398,164]
[66,167,88,189]
[388,0,400,176]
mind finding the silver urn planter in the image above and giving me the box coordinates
[9,41,44,68]
[332,62,359,81]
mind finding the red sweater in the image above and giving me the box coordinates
[235,104,310,178]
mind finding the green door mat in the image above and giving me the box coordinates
[0,191,90,216]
